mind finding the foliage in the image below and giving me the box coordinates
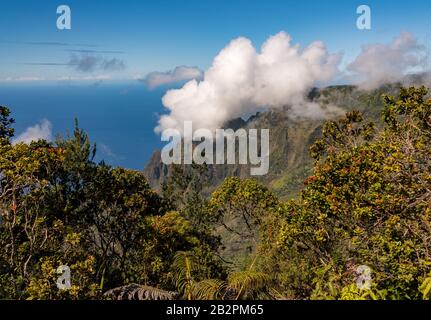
[3,87,431,300]
[0,115,220,299]
[260,87,431,300]
[171,251,271,300]
[207,177,279,265]
[0,106,14,144]
[104,284,177,300]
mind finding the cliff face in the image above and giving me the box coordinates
[143,84,403,199]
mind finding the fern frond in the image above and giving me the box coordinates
[172,251,199,299]
[104,284,177,300]
[228,270,270,299]
[193,279,227,300]
[419,276,431,300]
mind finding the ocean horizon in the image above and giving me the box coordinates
[0,81,177,170]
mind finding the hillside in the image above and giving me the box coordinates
[144,83,411,199]
[3,85,431,300]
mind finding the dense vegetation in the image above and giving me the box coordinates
[144,83,401,200]
[1,86,431,300]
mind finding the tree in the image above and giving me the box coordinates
[208,177,279,235]
[260,87,431,299]
[0,110,221,299]
[0,106,14,144]
[207,177,279,265]
[0,138,99,299]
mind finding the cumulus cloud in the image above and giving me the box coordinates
[348,32,428,89]
[155,31,341,135]
[142,66,203,89]
[13,119,53,144]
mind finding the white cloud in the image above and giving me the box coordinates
[59,75,114,81]
[347,32,428,89]
[155,31,341,135]
[143,66,203,89]
[99,143,116,158]
[1,76,46,82]
[13,119,53,144]
[0,75,114,82]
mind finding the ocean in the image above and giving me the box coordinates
[0,81,171,170]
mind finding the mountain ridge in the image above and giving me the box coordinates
[143,82,423,199]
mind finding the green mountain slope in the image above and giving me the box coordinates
[144,83,411,199]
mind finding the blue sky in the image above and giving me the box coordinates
[1,0,430,169]
[1,0,430,81]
